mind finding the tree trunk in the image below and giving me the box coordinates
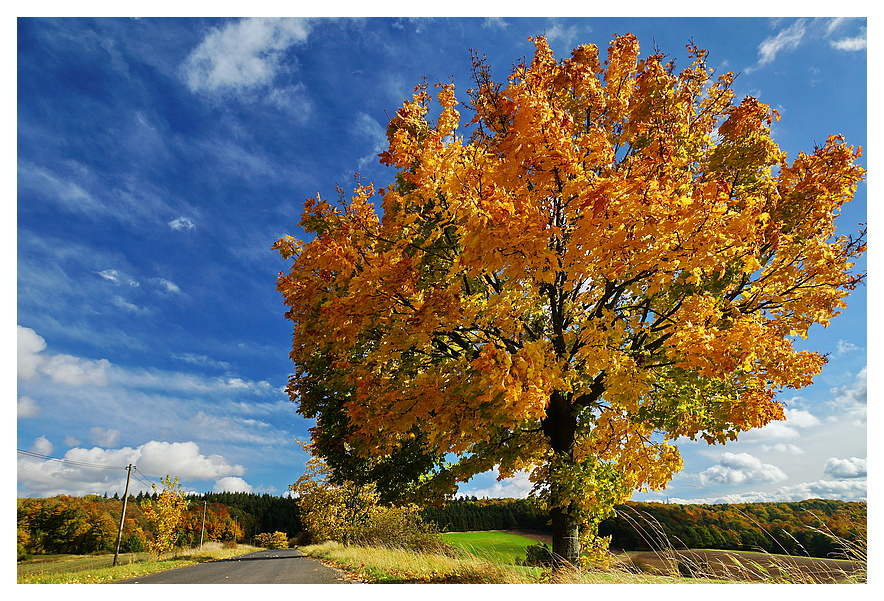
[542,390,581,571]
[550,506,580,569]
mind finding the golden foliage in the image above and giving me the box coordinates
[275,34,864,562]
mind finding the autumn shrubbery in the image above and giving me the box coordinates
[351,505,455,555]
[255,531,290,549]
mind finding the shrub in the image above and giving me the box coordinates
[255,531,289,549]
[520,542,553,567]
[352,505,454,555]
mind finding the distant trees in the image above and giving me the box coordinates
[18,490,301,557]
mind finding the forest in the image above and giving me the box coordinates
[18,492,864,561]
[17,491,301,557]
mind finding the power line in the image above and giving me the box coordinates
[16,449,126,471]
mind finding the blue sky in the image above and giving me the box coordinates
[16,16,867,504]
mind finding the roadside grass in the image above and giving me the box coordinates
[300,537,691,584]
[17,543,260,584]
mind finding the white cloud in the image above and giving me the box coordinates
[150,277,181,294]
[181,17,313,94]
[112,295,147,313]
[697,452,788,486]
[461,469,534,499]
[830,35,866,52]
[760,443,803,454]
[740,406,820,444]
[482,18,508,29]
[354,113,388,170]
[18,325,46,381]
[747,19,807,72]
[42,353,112,386]
[823,457,866,479]
[97,269,140,287]
[835,339,861,355]
[90,427,120,447]
[169,216,196,230]
[134,440,246,480]
[214,476,254,493]
[31,435,54,455]
[19,327,112,386]
[18,396,42,419]
[18,440,248,497]
[828,367,866,425]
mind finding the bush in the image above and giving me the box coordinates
[520,542,553,567]
[255,531,289,549]
[352,505,454,555]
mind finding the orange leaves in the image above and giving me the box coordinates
[276,32,864,542]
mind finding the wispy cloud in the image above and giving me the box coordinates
[169,216,196,230]
[181,18,314,95]
[746,19,807,73]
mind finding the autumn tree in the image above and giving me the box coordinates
[142,476,190,558]
[275,35,864,568]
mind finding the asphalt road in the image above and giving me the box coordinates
[114,548,354,584]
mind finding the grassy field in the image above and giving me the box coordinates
[442,531,540,565]
[17,543,259,584]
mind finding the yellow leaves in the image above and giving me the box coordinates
[276,32,865,547]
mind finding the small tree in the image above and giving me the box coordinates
[291,444,381,544]
[142,476,190,558]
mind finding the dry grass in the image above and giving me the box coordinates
[17,542,259,584]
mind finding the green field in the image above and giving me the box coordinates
[442,531,540,565]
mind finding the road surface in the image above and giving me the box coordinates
[114,548,354,584]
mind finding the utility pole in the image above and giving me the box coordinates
[199,499,207,549]
[112,464,134,567]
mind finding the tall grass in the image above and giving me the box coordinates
[607,506,866,584]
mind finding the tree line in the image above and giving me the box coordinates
[17,492,301,558]
[18,490,865,561]
[422,497,866,559]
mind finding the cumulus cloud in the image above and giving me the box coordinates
[31,435,54,455]
[181,17,313,94]
[18,325,46,381]
[460,469,534,499]
[42,353,112,386]
[17,440,247,497]
[697,452,788,487]
[18,326,111,386]
[823,457,866,479]
[214,476,254,493]
[18,396,42,418]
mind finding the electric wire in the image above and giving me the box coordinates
[16,448,126,471]
[18,449,184,493]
